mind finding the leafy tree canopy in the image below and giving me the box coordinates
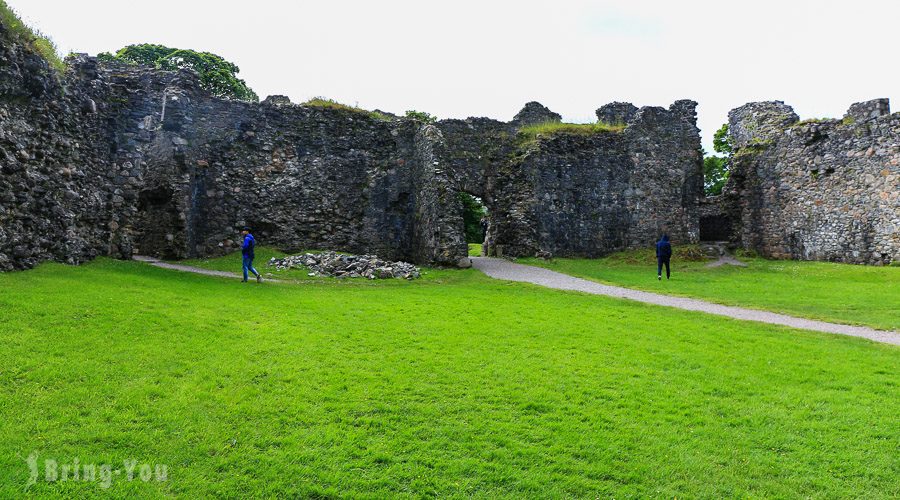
[713,123,732,155]
[703,155,729,196]
[701,123,733,196]
[98,44,258,102]
[459,193,487,243]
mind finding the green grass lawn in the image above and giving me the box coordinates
[0,257,897,497]
[468,243,483,257]
[179,246,294,272]
[520,249,900,331]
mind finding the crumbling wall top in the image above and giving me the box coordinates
[262,95,292,107]
[727,101,799,148]
[596,102,638,124]
[844,98,890,124]
[511,101,561,126]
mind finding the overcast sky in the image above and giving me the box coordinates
[7,0,897,152]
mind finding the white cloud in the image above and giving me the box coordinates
[6,0,897,152]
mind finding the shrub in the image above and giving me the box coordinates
[405,110,437,123]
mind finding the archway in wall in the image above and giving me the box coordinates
[458,192,488,256]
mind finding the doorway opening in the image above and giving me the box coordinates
[459,192,488,256]
[699,215,732,242]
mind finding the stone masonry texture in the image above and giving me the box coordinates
[2,18,895,270]
[714,100,899,265]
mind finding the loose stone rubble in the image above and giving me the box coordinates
[269,252,421,279]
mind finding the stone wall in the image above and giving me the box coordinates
[721,100,899,265]
[482,100,703,258]
[0,24,121,270]
[96,66,479,267]
[1,19,704,271]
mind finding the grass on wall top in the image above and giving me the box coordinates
[518,120,627,141]
[301,97,393,121]
[0,0,65,72]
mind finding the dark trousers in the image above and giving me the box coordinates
[657,257,670,278]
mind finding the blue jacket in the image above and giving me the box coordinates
[656,235,672,259]
[242,234,256,258]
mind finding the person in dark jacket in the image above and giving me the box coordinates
[656,234,672,280]
[240,227,262,283]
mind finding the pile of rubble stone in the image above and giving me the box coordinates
[268,251,421,280]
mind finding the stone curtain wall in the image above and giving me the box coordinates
[99,75,471,266]
[467,101,703,258]
[724,100,899,265]
[5,14,893,272]
[0,46,463,268]
[0,26,121,271]
[1,20,703,270]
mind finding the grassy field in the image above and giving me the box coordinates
[0,256,897,497]
[520,249,900,331]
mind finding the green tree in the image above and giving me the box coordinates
[713,123,732,155]
[458,193,487,243]
[98,44,258,102]
[703,155,729,196]
[703,123,732,196]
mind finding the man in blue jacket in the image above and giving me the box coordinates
[240,227,262,283]
[656,234,672,281]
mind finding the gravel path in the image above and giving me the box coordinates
[133,255,277,282]
[471,257,900,346]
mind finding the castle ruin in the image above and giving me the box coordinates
[0,21,897,271]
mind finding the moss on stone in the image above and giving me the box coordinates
[792,117,835,127]
[733,139,773,159]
